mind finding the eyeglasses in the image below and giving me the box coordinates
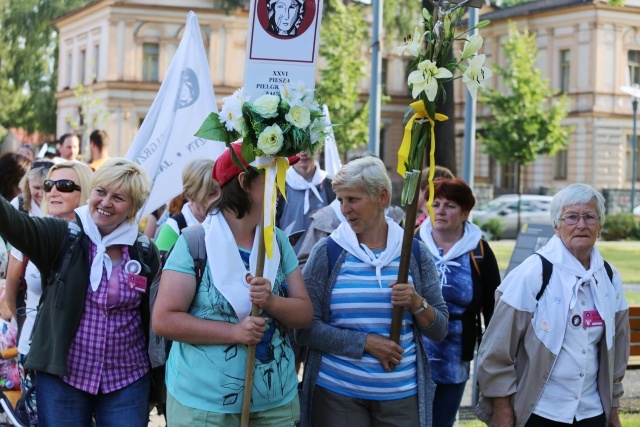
[31,161,54,170]
[560,213,599,226]
[43,179,81,193]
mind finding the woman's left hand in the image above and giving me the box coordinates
[389,281,420,309]
[609,407,621,427]
[247,274,273,309]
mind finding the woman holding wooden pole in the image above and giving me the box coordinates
[152,142,312,426]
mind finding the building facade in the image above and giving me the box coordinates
[55,0,640,209]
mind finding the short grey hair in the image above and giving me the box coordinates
[332,156,392,201]
[550,183,606,227]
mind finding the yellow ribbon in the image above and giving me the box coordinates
[256,156,290,259]
[395,100,448,221]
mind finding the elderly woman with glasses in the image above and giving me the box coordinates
[475,184,629,427]
[4,161,92,427]
[0,158,161,426]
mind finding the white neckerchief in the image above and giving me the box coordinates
[329,217,404,287]
[419,219,482,287]
[30,202,42,217]
[74,205,139,291]
[285,163,328,214]
[181,202,201,227]
[532,234,613,352]
[329,199,346,223]
[203,212,280,321]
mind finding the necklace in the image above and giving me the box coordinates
[365,240,386,250]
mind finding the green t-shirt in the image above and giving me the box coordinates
[163,228,299,413]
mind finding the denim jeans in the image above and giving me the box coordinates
[36,372,150,427]
[431,381,467,427]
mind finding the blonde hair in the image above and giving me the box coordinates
[91,158,151,221]
[332,156,392,201]
[41,162,93,216]
[181,159,219,207]
[19,162,53,212]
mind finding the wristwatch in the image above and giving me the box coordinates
[412,298,428,315]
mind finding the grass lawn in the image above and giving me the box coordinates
[459,412,640,426]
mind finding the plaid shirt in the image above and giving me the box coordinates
[63,244,149,394]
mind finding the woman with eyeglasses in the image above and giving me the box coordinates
[0,158,161,426]
[4,161,92,427]
[475,184,629,427]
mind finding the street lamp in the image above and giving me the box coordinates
[621,84,640,213]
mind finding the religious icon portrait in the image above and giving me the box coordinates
[266,0,305,37]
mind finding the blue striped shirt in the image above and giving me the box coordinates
[317,249,418,400]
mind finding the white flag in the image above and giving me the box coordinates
[322,105,341,179]
[126,11,225,221]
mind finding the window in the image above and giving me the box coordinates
[626,134,640,181]
[379,128,386,163]
[66,52,72,88]
[554,149,568,180]
[381,58,388,95]
[629,51,640,86]
[79,49,86,85]
[559,50,570,93]
[93,44,99,81]
[142,43,160,82]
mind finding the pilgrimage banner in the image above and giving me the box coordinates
[126,11,226,220]
[244,0,324,99]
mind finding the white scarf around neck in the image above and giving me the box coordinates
[419,219,482,287]
[329,198,346,223]
[530,234,613,352]
[203,212,280,321]
[285,163,328,214]
[181,202,201,227]
[75,205,139,292]
[329,217,404,287]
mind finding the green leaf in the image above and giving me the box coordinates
[195,112,233,142]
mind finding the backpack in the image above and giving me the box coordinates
[535,253,614,301]
[148,224,206,368]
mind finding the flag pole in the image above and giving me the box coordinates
[241,211,266,427]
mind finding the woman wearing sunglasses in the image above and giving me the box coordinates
[0,158,161,427]
[5,161,92,427]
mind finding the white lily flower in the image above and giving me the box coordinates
[461,34,483,60]
[395,28,423,58]
[462,54,493,99]
[407,59,453,101]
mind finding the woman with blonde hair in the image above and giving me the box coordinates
[154,158,220,252]
[10,160,54,217]
[0,158,160,426]
[5,161,92,426]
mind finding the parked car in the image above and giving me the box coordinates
[473,194,553,239]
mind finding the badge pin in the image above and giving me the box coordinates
[124,260,142,275]
[571,314,582,328]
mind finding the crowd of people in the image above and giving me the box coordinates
[0,134,631,427]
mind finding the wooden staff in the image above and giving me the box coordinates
[241,213,267,427]
[389,126,428,345]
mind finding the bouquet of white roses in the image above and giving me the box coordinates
[196,81,330,167]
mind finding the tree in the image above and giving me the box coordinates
[481,23,570,231]
[0,0,91,136]
[316,0,369,160]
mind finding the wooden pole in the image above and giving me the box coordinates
[389,124,428,345]
[240,214,266,427]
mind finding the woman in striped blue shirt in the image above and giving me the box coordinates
[297,156,448,427]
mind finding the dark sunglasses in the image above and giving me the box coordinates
[31,161,54,170]
[43,179,81,193]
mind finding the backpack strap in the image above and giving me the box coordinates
[469,240,484,277]
[181,224,207,287]
[603,260,613,283]
[535,253,553,301]
[411,238,421,265]
[172,213,188,233]
[50,221,83,308]
[17,194,26,214]
[326,236,342,273]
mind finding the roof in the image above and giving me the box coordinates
[480,0,595,21]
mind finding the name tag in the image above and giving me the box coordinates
[583,310,603,327]
[128,274,147,294]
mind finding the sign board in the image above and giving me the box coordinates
[505,223,555,276]
[244,0,324,99]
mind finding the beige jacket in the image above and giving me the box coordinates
[474,255,630,426]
